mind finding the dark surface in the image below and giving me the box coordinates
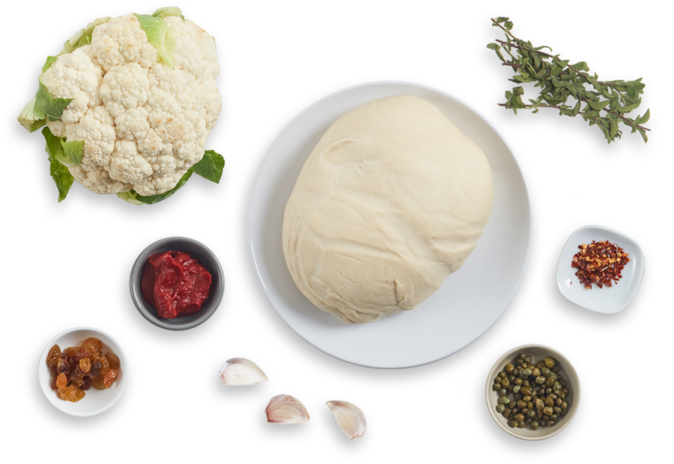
[11,4,656,464]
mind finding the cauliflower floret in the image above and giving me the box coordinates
[100,63,150,118]
[91,15,158,71]
[70,164,132,194]
[41,13,221,196]
[133,169,188,196]
[41,47,103,124]
[109,140,153,184]
[65,106,116,166]
[115,107,150,141]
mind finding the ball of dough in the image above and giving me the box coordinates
[282,95,493,324]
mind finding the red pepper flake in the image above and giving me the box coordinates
[571,240,630,290]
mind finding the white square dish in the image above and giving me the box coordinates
[556,225,645,314]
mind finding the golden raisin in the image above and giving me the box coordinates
[73,347,93,362]
[103,369,118,388]
[92,375,106,390]
[97,356,110,374]
[104,352,121,370]
[56,373,67,390]
[46,345,61,367]
[79,358,91,373]
[81,338,103,359]
[64,347,76,357]
[59,386,85,402]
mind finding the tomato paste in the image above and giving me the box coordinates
[141,251,212,319]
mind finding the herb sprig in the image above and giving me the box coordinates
[487,17,650,144]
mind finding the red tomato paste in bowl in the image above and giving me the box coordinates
[141,251,212,319]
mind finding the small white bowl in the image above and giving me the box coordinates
[485,344,580,441]
[556,225,645,314]
[38,327,127,417]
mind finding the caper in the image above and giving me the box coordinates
[535,399,544,410]
[523,395,531,402]
[515,414,525,422]
[527,410,536,418]
[499,388,507,396]
[556,398,562,406]
[517,400,527,409]
[503,409,511,418]
[532,368,541,377]
[493,383,501,391]
[559,392,566,400]
[552,366,559,373]
[544,356,555,368]
[546,377,555,387]
[526,417,533,424]
[512,385,521,394]
[541,367,551,377]
[505,363,514,374]
[501,378,511,388]
[523,380,531,387]
[543,407,554,416]
[527,402,534,410]
[512,368,519,377]
[525,356,532,364]
[545,397,554,407]
[520,368,532,378]
[519,353,526,359]
[499,371,507,379]
[514,394,523,401]
[499,396,510,405]
[561,402,568,409]
[535,376,546,385]
[511,408,518,414]
[515,378,523,386]
[508,420,519,428]
[531,421,540,430]
[554,407,562,414]
[520,386,531,395]
[521,408,529,414]
[517,421,526,428]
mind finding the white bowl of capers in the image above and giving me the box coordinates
[485,344,580,441]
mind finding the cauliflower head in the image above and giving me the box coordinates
[19,7,224,203]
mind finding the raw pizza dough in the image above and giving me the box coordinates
[282,95,493,324]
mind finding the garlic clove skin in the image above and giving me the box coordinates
[265,394,310,424]
[220,358,268,386]
[326,401,366,440]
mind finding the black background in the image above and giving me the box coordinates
[13,2,660,463]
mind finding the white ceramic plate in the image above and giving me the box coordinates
[248,81,531,368]
[556,225,645,314]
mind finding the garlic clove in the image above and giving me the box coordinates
[326,401,366,440]
[265,394,310,424]
[219,358,268,386]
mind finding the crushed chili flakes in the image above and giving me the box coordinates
[571,240,629,289]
